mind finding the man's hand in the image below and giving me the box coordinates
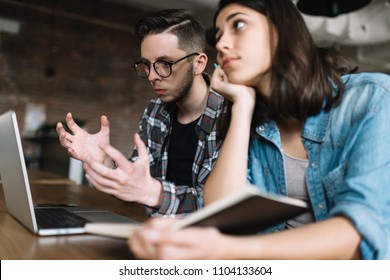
[83,133,163,207]
[56,112,111,165]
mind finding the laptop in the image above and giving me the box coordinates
[0,110,140,236]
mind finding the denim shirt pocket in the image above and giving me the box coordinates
[322,162,348,206]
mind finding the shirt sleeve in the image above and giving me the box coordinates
[145,180,201,217]
[327,80,390,260]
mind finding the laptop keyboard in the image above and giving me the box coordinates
[34,207,89,229]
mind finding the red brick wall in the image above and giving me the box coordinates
[0,0,155,158]
[0,0,217,177]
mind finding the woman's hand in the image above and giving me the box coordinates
[211,66,256,115]
[204,66,256,203]
[129,218,229,260]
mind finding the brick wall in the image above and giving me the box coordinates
[1,0,217,177]
[0,0,162,163]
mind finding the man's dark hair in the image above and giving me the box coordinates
[135,9,206,54]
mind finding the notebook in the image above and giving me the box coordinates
[85,185,309,238]
[0,110,140,236]
[85,185,310,238]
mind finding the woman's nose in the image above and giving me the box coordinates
[215,33,232,53]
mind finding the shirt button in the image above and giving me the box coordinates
[259,126,265,131]
[318,203,324,209]
[310,162,316,167]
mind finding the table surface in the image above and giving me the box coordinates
[0,168,148,260]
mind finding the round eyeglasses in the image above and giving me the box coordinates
[133,52,199,79]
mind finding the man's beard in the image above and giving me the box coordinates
[167,65,194,104]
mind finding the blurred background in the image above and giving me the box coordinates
[0,0,389,179]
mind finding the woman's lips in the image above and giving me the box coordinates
[222,57,238,69]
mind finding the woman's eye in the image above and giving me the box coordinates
[233,20,245,30]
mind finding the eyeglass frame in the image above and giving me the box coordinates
[132,52,200,79]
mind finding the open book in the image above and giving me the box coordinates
[85,186,309,238]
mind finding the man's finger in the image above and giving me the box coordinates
[100,143,130,168]
[100,115,110,133]
[134,133,148,159]
[65,112,81,133]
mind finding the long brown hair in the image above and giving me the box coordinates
[214,0,354,127]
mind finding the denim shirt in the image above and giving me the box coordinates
[247,73,390,260]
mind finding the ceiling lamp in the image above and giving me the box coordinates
[297,0,372,17]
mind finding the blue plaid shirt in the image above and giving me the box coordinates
[131,89,227,217]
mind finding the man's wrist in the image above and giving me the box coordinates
[143,178,163,208]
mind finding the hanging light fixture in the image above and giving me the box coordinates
[297,0,372,17]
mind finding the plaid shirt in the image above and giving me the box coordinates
[131,89,227,217]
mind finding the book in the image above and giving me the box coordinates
[84,186,309,238]
[85,223,142,239]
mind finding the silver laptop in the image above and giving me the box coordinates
[0,110,140,236]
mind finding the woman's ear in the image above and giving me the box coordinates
[194,53,208,75]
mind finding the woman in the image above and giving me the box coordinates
[128,0,390,259]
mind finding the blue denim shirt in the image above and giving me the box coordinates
[247,73,390,260]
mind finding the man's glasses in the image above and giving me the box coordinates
[133,52,199,79]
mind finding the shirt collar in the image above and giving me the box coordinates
[255,109,331,145]
[197,89,224,135]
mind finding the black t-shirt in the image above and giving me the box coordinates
[167,116,199,186]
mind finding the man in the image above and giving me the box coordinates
[56,9,228,217]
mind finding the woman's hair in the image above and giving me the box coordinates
[214,0,354,126]
[135,9,206,54]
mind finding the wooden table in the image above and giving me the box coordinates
[0,168,76,185]
[0,169,148,260]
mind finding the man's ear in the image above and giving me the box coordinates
[194,53,208,75]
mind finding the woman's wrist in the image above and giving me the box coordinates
[231,102,254,122]
[222,235,263,259]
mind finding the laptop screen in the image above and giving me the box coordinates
[0,110,39,233]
